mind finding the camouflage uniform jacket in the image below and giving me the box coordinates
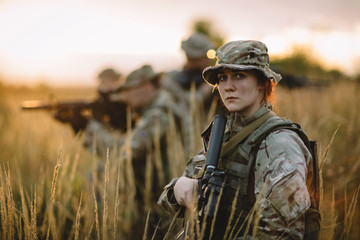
[162,70,221,158]
[83,89,182,168]
[158,102,312,239]
[162,69,209,105]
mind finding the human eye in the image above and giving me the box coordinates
[235,72,246,79]
[217,74,227,82]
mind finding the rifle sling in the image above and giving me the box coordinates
[220,111,276,159]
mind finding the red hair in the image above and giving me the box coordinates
[254,70,277,105]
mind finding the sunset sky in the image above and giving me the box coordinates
[0,0,359,86]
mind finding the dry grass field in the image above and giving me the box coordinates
[0,80,359,239]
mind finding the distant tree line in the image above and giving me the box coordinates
[270,46,354,88]
[191,19,359,88]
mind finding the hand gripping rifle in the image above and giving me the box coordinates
[197,114,227,239]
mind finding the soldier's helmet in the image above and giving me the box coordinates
[97,68,122,94]
[202,40,282,86]
[181,33,215,58]
[118,65,162,91]
[98,68,121,81]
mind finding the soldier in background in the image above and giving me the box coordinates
[84,65,183,239]
[52,67,123,133]
[162,32,216,112]
[91,68,129,132]
[162,33,221,158]
[96,67,122,100]
[158,40,320,239]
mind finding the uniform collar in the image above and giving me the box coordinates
[228,102,273,133]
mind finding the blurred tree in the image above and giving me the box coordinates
[271,45,319,76]
[191,19,225,50]
[270,45,348,87]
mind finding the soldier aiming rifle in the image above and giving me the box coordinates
[21,97,128,133]
[21,68,129,133]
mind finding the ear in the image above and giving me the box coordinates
[258,83,264,90]
[258,81,265,91]
[258,79,270,90]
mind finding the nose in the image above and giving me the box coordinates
[224,78,235,91]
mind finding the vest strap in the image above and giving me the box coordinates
[220,111,276,159]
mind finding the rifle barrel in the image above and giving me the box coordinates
[205,114,227,169]
[21,100,55,110]
[21,100,93,110]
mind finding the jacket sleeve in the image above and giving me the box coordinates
[124,107,171,161]
[157,151,206,213]
[254,129,312,240]
[83,107,170,161]
[83,119,125,157]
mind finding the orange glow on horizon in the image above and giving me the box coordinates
[0,1,359,86]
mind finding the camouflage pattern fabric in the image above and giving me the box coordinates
[84,89,181,162]
[97,68,122,95]
[118,64,162,91]
[203,40,282,86]
[161,70,215,159]
[181,32,214,58]
[162,33,214,107]
[161,34,218,158]
[162,70,210,105]
[158,102,312,239]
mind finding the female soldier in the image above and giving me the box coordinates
[158,40,319,239]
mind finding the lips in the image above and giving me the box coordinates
[226,96,237,101]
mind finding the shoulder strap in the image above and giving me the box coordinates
[220,111,276,158]
[251,123,321,210]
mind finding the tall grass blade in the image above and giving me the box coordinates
[319,124,340,170]
[74,191,83,240]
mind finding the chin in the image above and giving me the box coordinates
[227,108,241,113]
[225,105,243,113]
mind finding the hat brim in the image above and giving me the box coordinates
[117,72,163,92]
[202,64,282,86]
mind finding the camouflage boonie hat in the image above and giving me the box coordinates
[181,33,215,58]
[202,40,282,86]
[98,68,121,81]
[118,65,162,91]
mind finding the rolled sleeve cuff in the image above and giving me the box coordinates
[157,178,182,213]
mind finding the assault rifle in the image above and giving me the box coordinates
[21,96,129,133]
[197,114,227,239]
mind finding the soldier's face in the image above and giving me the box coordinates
[186,56,212,70]
[124,82,154,110]
[98,77,118,94]
[217,69,264,117]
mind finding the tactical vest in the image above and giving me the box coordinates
[201,115,321,239]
